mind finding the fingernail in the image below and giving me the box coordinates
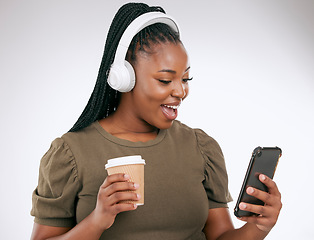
[137,194,141,199]
[240,203,247,209]
[124,174,130,179]
[261,174,266,181]
[247,187,254,194]
[133,183,139,189]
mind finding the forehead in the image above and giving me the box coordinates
[135,42,189,71]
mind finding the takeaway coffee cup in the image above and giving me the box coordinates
[105,155,145,205]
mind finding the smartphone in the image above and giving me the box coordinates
[234,146,282,218]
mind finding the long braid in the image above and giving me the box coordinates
[69,3,180,132]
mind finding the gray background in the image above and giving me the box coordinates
[1,0,313,239]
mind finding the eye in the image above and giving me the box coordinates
[182,77,193,83]
[158,79,172,84]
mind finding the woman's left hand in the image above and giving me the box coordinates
[238,174,282,232]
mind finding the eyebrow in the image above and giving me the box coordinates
[158,66,191,74]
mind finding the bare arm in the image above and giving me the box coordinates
[203,174,282,240]
[203,208,269,240]
[30,173,140,240]
[30,224,71,240]
[30,211,105,240]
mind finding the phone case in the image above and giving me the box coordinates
[234,146,282,218]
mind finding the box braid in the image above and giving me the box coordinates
[69,3,181,132]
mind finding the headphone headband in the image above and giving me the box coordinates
[114,12,180,65]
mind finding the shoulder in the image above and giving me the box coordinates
[170,120,198,135]
[171,120,218,145]
[170,121,223,160]
[61,122,98,146]
[43,137,74,163]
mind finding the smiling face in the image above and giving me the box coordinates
[122,41,191,130]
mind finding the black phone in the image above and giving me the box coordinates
[234,146,282,218]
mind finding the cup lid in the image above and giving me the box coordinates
[105,155,145,169]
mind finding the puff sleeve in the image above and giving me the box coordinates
[195,129,233,209]
[31,138,80,227]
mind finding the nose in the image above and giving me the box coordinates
[171,81,187,99]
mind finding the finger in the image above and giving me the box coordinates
[100,173,130,189]
[112,203,138,215]
[108,191,141,206]
[238,214,265,224]
[259,174,281,197]
[246,187,275,206]
[239,202,273,217]
[105,181,139,197]
[237,215,274,232]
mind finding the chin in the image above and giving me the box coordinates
[156,120,174,130]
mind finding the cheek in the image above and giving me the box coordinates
[183,84,190,99]
[136,80,169,101]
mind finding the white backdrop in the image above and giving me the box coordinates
[0,0,313,239]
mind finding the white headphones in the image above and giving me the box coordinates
[107,12,180,92]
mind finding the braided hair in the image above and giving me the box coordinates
[69,3,181,132]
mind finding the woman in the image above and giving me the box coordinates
[31,3,282,240]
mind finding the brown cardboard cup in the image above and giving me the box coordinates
[105,155,145,205]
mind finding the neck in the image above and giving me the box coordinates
[99,109,159,142]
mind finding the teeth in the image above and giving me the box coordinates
[163,104,179,109]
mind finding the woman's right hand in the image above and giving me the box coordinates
[92,173,141,231]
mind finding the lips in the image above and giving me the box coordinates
[160,103,180,121]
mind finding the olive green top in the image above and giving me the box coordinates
[31,120,232,239]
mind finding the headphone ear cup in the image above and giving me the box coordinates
[107,60,135,92]
[124,60,136,91]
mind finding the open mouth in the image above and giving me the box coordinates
[160,104,180,120]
